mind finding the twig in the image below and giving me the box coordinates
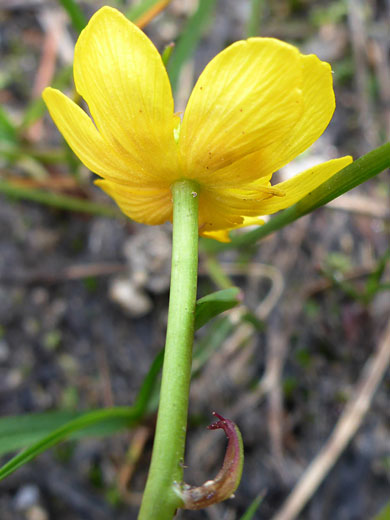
[326,194,390,220]
[118,426,150,502]
[1,262,127,284]
[271,319,390,520]
[371,37,390,141]
[134,0,171,29]
[27,9,66,142]
[304,264,381,297]
[347,0,378,149]
[96,343,114,408]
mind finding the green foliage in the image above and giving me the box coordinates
[373,502,390,520]
[58,0,87,33]
[0,284,242,478]
[364,250,390,304]
[239,492,265,519]
[193,316,236,375]
[0,408,139,480]
[167,0,217,93]
[311,0,348,27]
[0,343,165,479]
[161,43,175,66]
[322,249,390,305]
[0,105,18,145]
[194,287,241,330]
[246,0,265,37]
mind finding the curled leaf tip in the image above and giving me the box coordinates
[208,411,231,430]
[174,412,244,510]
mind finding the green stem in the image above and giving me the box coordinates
[138,180,199,519]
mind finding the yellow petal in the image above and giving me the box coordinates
[179,38,303,178]
[198,192,244,233]
[201,216,265,242]
[203,53,336,187]
[201,229,231,242]
[202,156,352,241]
[198,184,273,234]
[42,88,164,187]
[74,6,178,183]
[95,179,172,225]
[256,156,353,215]
[257,53,336,175]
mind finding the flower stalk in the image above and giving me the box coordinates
[138,179,199,520]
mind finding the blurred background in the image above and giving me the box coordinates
[0,1,389,519]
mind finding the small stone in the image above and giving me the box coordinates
[109,277,152,317]
[6,369,23,390]
[13,484,39,511]
[26,505,49,520]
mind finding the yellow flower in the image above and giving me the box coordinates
[43,6,352,242]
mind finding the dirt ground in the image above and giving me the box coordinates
[0,1,389,519]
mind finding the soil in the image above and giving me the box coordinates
[0,1,389,519]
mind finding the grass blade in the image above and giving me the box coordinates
[0,289,243,477]
[246,0,265,37]
[192,316,236,375]
[0,342,165,475]
[239,492,266,520]
[167,0,217,93]
[0,407,138,480]
[58,0,87,33]
[0,106,18,145]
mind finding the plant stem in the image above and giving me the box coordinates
[138,180,199,520]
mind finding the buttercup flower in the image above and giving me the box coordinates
[43,6,352,242]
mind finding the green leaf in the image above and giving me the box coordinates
[133,347,164,413]
[0,407,138,480]
[0,300,241,479]
[161,42,175,67]
[193,316,236,374]
[240,492,265,520]
[0,411,81,456]
[202,142,390,252]
[167,0,217,93]
[365,249,390,300]
[0,105,18,145]
[0,287,240,480]
[194,287,241,330]
[373,502,390,520]
[0,409,141,457]
[58,0,87,33]
[0,345,165,478]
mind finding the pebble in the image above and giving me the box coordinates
[13,484,39,511]
[109,277,152,317]
[26,506,49,520]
